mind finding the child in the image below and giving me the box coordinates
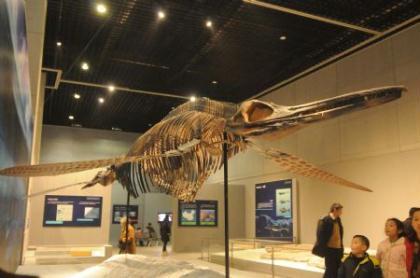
[338,235,382,278]
[406,208,420,278]
[376,218,407,278]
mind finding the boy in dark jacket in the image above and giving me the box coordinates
[338,235,382,278]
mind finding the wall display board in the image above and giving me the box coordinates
[112,205,139,224]
[43,195,102,227]
[178,200,218,227]
[255,179,298,241]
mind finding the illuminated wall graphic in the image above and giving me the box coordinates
[0,0,32,272]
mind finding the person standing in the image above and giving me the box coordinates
[406,208,420,278]
[160,215,171,256]
[376,218,407,278]
[312,203,344,278]
[119,216,136,254]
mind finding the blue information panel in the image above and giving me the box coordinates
[178,200,218,227]
[255,179,294,241]
[112,205,139,224]
[43,195,102,227]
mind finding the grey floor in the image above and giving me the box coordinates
[16,246,271,278]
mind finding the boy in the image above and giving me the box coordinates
[338,235,382,278]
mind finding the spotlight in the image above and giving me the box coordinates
[206,20,213,28]
[68,115,74,120]
[96,3,107,14]
[56,41,62,47]
[74,93,81,99]
[212,80,218,85]
[108,85,115,92]
[157,11,166,20]
[81,62,89,71]
[280,35,287,41]
[98,97,105,104]
[190,96,196,102]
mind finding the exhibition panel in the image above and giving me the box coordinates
[0,0,33,272]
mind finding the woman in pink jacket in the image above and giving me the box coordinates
[377,218,408,278]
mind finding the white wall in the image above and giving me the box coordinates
[207,23,420,249]
[28,125,139,246]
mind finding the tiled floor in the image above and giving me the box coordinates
[16,246,272,278]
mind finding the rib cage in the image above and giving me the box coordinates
[116,99,246,201]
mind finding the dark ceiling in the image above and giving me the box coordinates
[42,0,420,133]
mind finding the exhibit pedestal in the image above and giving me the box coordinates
[210,248,324,278]
[24,245,113,265]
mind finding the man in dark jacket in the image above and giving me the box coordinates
[160,215,171,256]
[338,235,382,278]
[312,203,344,278]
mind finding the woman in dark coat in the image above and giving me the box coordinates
[160,215,171,256]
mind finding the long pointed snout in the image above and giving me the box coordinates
[227,86,406,138]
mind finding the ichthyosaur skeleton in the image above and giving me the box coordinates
[0,86,405,201]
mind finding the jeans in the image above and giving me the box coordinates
[324,247,343,278]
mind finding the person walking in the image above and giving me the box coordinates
[160,215,171,256]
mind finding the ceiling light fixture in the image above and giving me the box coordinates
[68,115,74,120]
[96,3,107,14]
[81,62,89,71]
[56,41,62,47]
[108,85,115,92]
[74,93,81,99]
[206,20,213,28]
[190,96,196,102]
[157,11,166,20]
[280,35,287,41]
[98,97,105,104]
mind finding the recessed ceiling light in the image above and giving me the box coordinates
[280,35,287,41]
[212,80,218,84]
[56,41,62,47]
[108,85,115,92]
[157,11,166,20]
[96,3,107,14]
[68,115,74,120]
[206,20,212,28]
[98,97,105,104]
[190,96,196,102]
[81,62,89,71]
[74,93,81,99]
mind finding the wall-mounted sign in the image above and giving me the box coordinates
[255,179,297,241]
[178,200,218,227]
[112,205,139,224]
[43,195,102,227]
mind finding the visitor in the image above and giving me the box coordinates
[160,215,171,256]
[119,216,136,254]
[338,235,382,278]
[404,208,419,236]
[312,203,344,278]
[135,226,144,246]
[376,218,407,278]
[406,208,420,278]
[146,222,157,239]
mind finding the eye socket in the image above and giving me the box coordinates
[246,102,274,122]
